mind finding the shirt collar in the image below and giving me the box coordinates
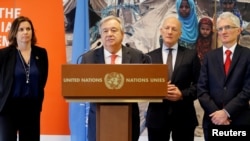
[104,48,122,58]
[223,43,237,54]
[162,43,178,52]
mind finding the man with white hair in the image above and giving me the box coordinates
[198,12,250,141]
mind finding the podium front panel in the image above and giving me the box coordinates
[62,64,167,101]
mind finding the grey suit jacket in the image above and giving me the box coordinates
[198,44,250,128]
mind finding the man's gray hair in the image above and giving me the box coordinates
[217,12,240,27]
[98,15,124,34]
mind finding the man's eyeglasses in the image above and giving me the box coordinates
[217,25,238,32]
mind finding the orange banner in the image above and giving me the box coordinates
[0,0,69,135]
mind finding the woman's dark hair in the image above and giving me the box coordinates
[8,16,37,46]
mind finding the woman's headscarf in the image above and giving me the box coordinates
[218,0,242,26]
[196,17,213,64]
[176,0,198,44]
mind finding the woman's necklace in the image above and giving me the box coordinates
[18,50,30,84]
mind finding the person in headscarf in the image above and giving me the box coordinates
[195,17,214,64]
[176,0,198,49]
[217,0,243,27]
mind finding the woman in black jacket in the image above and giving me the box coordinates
[0,16,48,141]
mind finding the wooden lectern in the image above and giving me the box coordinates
[62,64,168,141]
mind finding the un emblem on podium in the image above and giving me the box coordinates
[104,72,124,89]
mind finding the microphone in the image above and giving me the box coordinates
[91,41,101,50]
[76,41,101,64]
[125,43,130,47]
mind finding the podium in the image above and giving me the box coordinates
[62,64,168,141]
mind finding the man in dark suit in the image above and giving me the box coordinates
[197,12,250,141]
[81,15,151,141]
[146,16,201,141]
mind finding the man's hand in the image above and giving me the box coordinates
[210,110,231,125]
[165,81,183,101]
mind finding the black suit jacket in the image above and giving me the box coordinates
[82,46,151,141]
[146,46,200,128]
[0,45,48,112]
[198,45,250,128]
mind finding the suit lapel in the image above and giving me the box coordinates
[227,45,241,77]
[94,47,105,63]
[215,48,225,78]
[172,46,184,80]
[122,46,131,63]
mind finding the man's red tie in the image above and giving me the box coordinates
[224,50,232,76]
[111,54,117,64]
